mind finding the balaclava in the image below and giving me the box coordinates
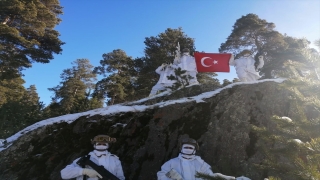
[94,142,109,151]
[182,48,190,56]
[180,144,196,159]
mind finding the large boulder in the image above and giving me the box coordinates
[0,80,308,180]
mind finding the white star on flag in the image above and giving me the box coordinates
[194,52,231,72]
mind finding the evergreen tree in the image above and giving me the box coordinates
[0,0,64,80]
[93,49,136,105]
[135,28,196,97]
[218,13,314,79]
[232,78,240,83]
[0,84,44,138]
[22,85,44,124]
[48,59,100,116]
[197,73,220,86]
[196,59,320,180]
[0,76,25,106]
[274,40,320,81]
[167,67,191,91]
[222,79,232,87]
[249,63,320,179]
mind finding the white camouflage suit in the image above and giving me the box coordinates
[60,150,125,180]
[149,64,176,96]
[178,53,199,85]
[229,55,263,82]
[157,154,214,180]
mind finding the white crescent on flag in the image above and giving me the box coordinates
[195,52,231,72]
[201,57,212,67]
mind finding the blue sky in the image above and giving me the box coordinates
[23,0,320,106]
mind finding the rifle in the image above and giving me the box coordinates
[77,155,120,180]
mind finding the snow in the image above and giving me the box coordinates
[236,176,251,180]
[111,123,127,128]
[281,116,293,122]
[0,139,6,147]
[291,139,303,144]
[0,78,286,152]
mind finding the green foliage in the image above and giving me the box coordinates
[134,28,196,98]
[293,138,320,180]
[267,177,281,180]
[222,79,232,87]
[197,73,220,86]
[247,68,320,179]
[0,0,64,80]
[93,49,136,105]
[47,59,101,116]
[0,76,25,106]
[219,13,319,79]
[0,85,44,138]
[0,0,66,134]
[167,67,191,90]
[232,78,240,83]
[252,112,320,179]
[219,13,279,56]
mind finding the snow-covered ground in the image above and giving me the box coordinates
[0,79,285,152]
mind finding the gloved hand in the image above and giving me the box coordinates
[256,56,264,71]
[165,168,183,180]
[214,173,235,180]
[82,168,102,178]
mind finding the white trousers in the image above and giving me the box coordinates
[149,83,173,96]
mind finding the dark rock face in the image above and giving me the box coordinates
[0,81,302,180]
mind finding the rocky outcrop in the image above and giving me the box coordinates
[0,80,311,180]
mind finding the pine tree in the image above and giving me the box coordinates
[22,85,44,124]
[134,28,196,97]
[166,67,191,91]
[249,65,320,179]
[0,76,25,106]
[222,79,232,87]
[93,49,136,105]
[197,73,220,86]
[218,13,317,79]
[0,0,64,80]
[48,59,100,116]
[0,84,44,138]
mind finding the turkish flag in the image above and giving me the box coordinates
[194,52,233,72]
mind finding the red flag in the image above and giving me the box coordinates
[194,52,232,72]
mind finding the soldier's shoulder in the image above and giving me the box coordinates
[110,154,119,159]
[195,156,205,163]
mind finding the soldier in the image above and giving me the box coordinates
[149,63,176,97]
[178,48,199,85]
[61,134,125,180]
[229,49,264,82]
[157,137,235,180]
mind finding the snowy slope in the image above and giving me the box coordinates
[0,79,285,152]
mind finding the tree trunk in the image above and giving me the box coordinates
[109,95,116,106]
